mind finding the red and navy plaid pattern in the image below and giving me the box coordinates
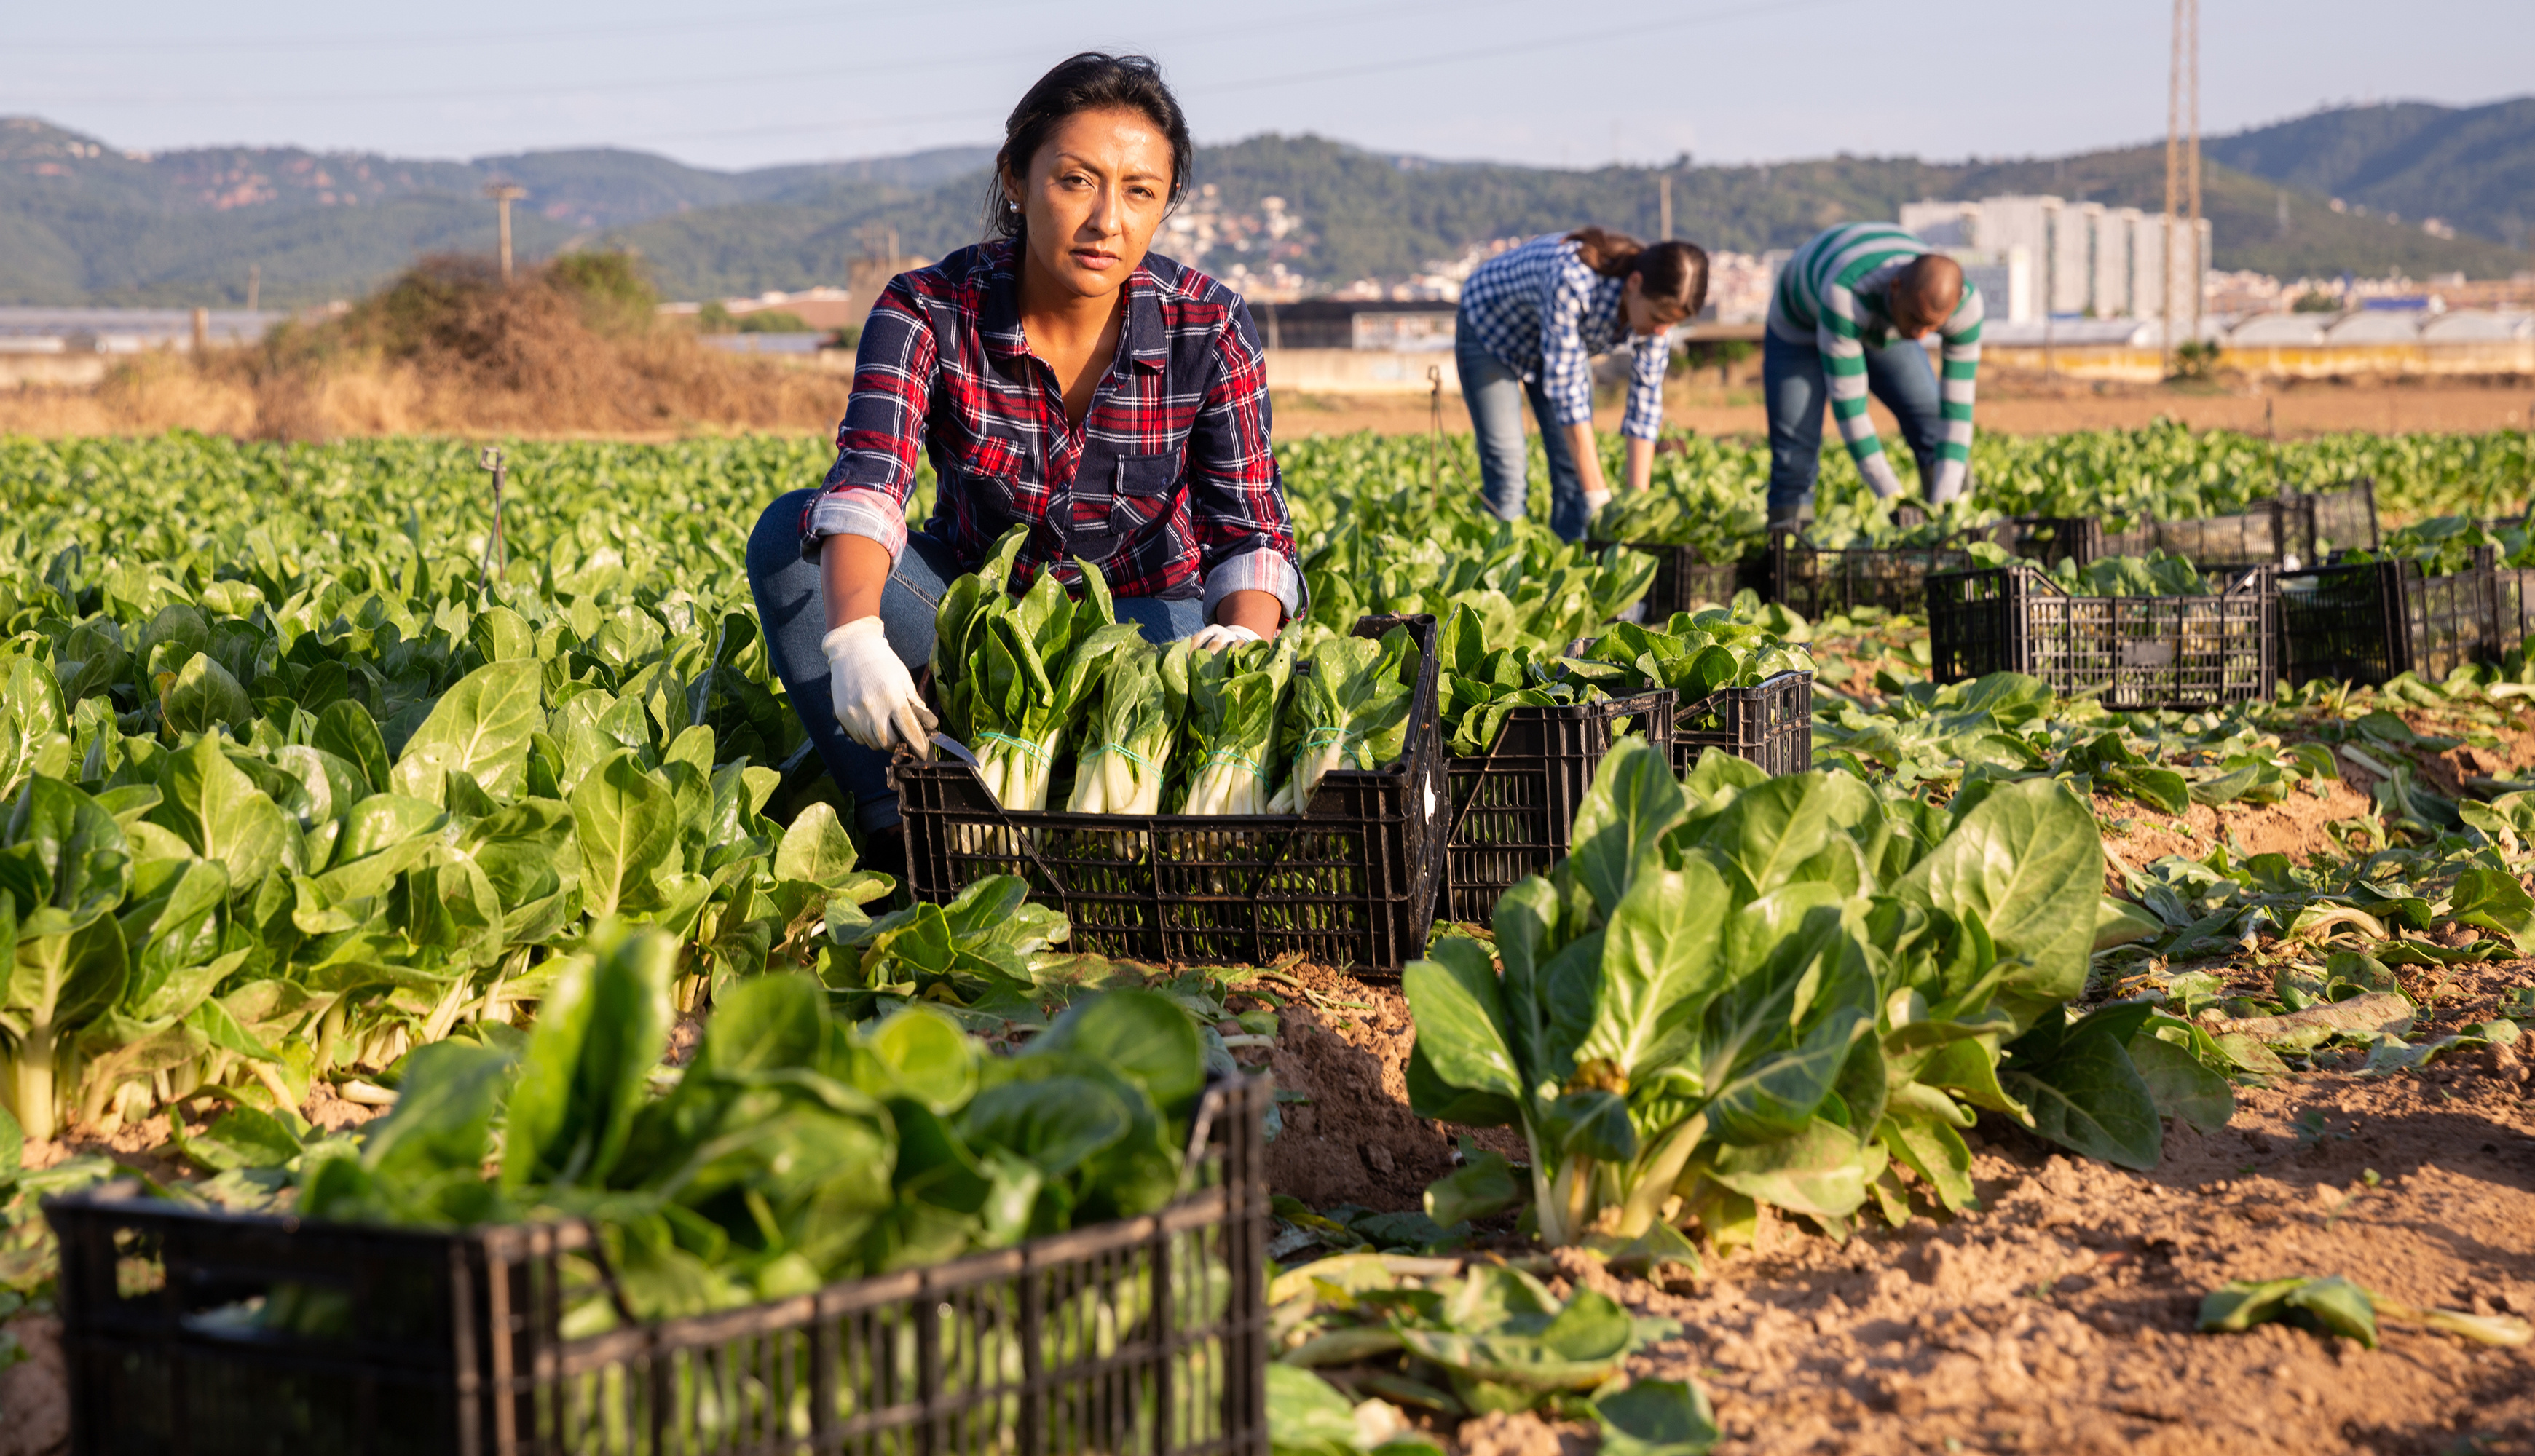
[805,239,1304,619]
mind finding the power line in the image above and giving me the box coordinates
[3,2,1004,52]
[527,0,1866,151]
[9,0,1510,111]
[1202,0,1866,96]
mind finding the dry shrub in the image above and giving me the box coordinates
[4,253,855,440]
[0,352,259,437]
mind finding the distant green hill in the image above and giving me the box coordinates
[0,116,996,306]
[1,103,2525,308]
[605,135,2526,299]
[2205,98,2535,250]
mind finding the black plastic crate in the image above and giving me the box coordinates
[2003,480,2377,572]
[897,616,1444,972]
[2279,549,2504,687]
[1992,516,2150,569]
[2134,502,2292,570]
[1670,670,1814,777]
[1441,689,1675,925]
[2499,566,2535,659]
[2298,478,2381,561]
[49,1074,1272,1456]
[1765,530,1975,619]
[1927,563,2278,710]
[1585,540,1763,621]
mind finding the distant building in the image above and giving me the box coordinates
[0,306,280,352]
[1898,196,2210,322]
[1248,298,1458,351]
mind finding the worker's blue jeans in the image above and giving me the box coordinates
[746,489,1202,831]
[1457,330,1594,542]
[1762,331,1950,522]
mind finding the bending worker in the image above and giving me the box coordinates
[746,52,1301,860]
[1455,229,1708,540]
[1763,221,1982,526]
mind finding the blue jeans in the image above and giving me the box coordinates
[1763,331,1949,522]
[1456,329,1593,542]
[746,489,1205,831]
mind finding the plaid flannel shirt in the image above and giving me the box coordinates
[805,239,1304,620]
[1456,233,1670,440]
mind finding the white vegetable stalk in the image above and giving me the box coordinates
[1185,746,1274,816]
[1177,642,1292,818]
[974,727,1061,811]
[1070,742,1164,814]
[1067,642,1183,815]
[1288,724,1360,808]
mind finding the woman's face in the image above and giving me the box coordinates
[1003,106,1175,304]
[1623,273,1692,337]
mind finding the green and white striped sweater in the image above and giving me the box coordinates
[1767,222,1983,502]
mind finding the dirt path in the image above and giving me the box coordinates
[1276,375,2535,440]
[1272,951,2535,1456]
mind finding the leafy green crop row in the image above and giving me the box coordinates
[1442,419,2535,555]
[299,925,1220,1323]
[0,435,899,1147]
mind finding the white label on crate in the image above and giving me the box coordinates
[2118,640,2175,668]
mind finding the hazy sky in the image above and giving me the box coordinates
[8,0,2530,172]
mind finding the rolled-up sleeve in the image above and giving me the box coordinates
[1188,301,1306,622]
[1620,331,1670,441]
[803,280,935,559]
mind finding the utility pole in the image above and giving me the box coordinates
[2186,0,2203,344]
[1658,174,1673,240]
[484,181,527,283]
[2162,0,2184,373]
[246,264,260,312]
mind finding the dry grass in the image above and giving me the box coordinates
[0,255,853,440]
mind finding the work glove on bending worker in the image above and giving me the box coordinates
[823,618,937,756]
[1189,623,1261,652]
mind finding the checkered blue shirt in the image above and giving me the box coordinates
[1456,234,1670,440]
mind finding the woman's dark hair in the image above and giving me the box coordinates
[988,52,1193,241]
[1566,226,1711,315]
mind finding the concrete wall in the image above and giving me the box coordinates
[1265,347,1461,396]
[1982,339,2535,381]
[1,355,113,388]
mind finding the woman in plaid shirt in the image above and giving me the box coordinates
[1454,230,1708,541]
[746,53,1303,844]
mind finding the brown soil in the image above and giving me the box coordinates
[1273,960,2535,1455]
[1617,959,2535,1455]
[2095,772,2378,880]
[1258,964,1459,1210]
[20,1080,388,1185]
[0,1315,66,1456]
[1276,375,2535,441]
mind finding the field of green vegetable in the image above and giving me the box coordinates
[4,426,2534,1455]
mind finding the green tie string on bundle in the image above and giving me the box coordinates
[1179,637,1295,817]
[1066,640,1191,815]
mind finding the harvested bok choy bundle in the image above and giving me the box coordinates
[933,526,1141,810]
[1066,639,1192,814]
[1274,625,1419,810]
[1178,637,1294,815]
[1564,606,1814,704]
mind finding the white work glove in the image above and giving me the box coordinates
[1582,488,1613,522]
[1189,622,1262,652]
[821,618,937,756]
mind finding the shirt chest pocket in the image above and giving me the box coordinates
[1063,451,1179,547]
[945,432,1027,527]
